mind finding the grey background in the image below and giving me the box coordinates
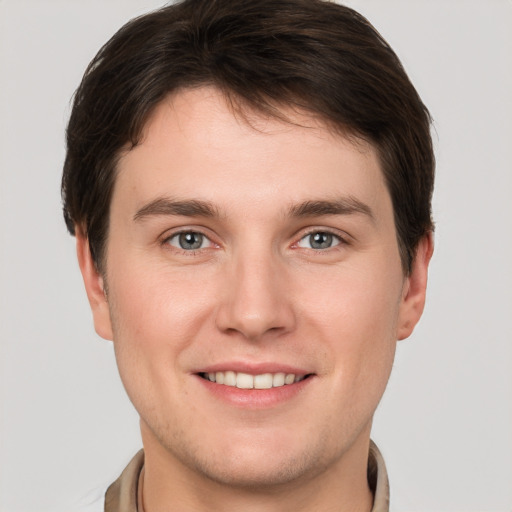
[1,1,511,510]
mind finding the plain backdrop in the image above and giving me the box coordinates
[0,1,511,511]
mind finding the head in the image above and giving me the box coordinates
[62,0,434,276]
[63,0,434,500]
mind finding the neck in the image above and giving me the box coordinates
[139,425,374,512]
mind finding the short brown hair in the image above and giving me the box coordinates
[62,0,434,273]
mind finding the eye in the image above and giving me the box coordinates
[166,231,211,250]
[297,231,342,250]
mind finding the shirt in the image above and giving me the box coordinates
[102,441,389,511]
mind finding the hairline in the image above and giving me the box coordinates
[93,86,408,276]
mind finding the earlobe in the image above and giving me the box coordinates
[397,232,434,341]
[76,230,114,341]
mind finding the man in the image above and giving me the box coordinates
[62,0,434,510]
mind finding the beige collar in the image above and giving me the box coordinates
[105,440,389,512]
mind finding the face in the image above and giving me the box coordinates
[78,87,431,490]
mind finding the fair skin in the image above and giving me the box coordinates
[77,87,432,512]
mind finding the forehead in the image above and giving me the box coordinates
[113,87,389,220]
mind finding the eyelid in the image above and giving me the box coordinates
[158,225,351,253]
[168,232,210,250]
[160,227,219,250]
[293,227,351,249]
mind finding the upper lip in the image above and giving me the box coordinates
[192,361,313,376]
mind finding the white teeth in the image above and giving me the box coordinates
[203,371,306,388]
[272,373,285,387]
[224,371,236,386]
[236,372,254,389]
[254,373,273,389]
[285,374,295,385]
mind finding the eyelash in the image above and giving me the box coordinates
[295,229,349,251]
[161,230,216,255]
[160,228,350,255]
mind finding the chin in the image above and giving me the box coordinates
[190,447,326,490]
[161,424,336,491]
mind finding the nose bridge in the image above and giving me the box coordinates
[216,241,294,340]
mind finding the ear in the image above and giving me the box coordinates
[76,231,114,341]
[397,232,434,341]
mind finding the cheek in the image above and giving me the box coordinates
[301,260,402,387]
[105,262,218,395]
[301,258,403,338]
[108,258,215,340]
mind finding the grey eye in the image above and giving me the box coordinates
[168,232,207,250]
[297,232,340,250]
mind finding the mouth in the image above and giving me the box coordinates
[198,371,311,389]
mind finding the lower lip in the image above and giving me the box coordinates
[195,375,314,409]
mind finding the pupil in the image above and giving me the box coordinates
[179,232,203,250]
[311,232,332,249]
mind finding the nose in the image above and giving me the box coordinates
[215,250,296,342]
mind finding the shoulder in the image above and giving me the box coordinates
[74,451,144,512]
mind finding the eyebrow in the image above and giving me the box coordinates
[288,197,374,221]
[133,196,374,222]
[133,198,219,222]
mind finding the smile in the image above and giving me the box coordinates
[200,371,308,389]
